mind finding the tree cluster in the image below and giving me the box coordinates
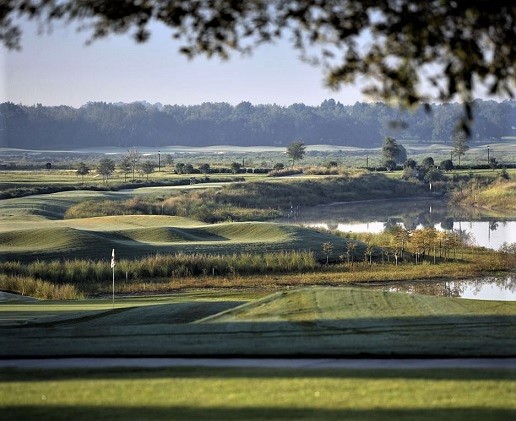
[1,100,513,150]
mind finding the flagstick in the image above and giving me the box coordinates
[112,264,115,309]
[111,248,115,310]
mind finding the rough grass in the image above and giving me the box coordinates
[452,180,516,211]
[1,367,515,421]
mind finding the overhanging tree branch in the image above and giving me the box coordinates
[2,1,514,113]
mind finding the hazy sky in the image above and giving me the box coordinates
[2,20,365,108]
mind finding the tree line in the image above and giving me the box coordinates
[1,100,514,150]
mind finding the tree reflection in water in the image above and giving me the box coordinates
[366,276,516,301]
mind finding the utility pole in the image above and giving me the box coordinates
[158,150,161,172]
[487,145,490,164]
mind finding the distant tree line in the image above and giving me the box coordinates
[0,100,514,150]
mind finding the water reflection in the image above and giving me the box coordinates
[279,198,516,249]
[365,276,516,301]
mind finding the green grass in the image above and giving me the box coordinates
[1,367,515,421]
[0,215,351,261]
[0,290,262,326]
[2,287,515,357]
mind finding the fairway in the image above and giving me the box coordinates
[0,213,347,261]
[2,287,515,358]
[1,367,515,421]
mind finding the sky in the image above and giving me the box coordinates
[1,19,365,108]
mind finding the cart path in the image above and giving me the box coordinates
[1,357,515,370]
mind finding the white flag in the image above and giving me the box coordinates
[111,248,116,268]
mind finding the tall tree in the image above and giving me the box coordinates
[453,131,469,165]
[286,141,306,167]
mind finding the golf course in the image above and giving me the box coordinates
[1,167,515,420]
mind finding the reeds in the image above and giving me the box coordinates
[0,274,83,300]
[0,251,318,286]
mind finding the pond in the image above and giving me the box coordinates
[279,198,516,250]
[364,275,516,302]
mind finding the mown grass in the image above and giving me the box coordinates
[2,287,515,357]
[206,287,516,323]
[0,216,351,263]
[1,367,515,421]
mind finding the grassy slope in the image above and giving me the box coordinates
[455,180,516,211]
[2,287,515,357]
[0,215,350,261]
[1,367,515,421]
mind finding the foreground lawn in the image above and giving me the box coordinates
[1,367,515,420]
[2,287,515,358]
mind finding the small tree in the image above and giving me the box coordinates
[489,157,498,170]
[119,155,132,182]
[421,157,434,169]
[230,162,242,174]
[273,162,285,171]
[140,160,155,180]
[345,241,357,267]
[97,158,115,182]
[385,159,397,171]
[76,162,90,181]
[382,137,407,165]
[184,163,194,174]
[322,242,334,264]
[175,162,185,174]
[439,159,454,171]
[404,158,417,169]
[199,163,211,176]
[453,130,469,165]
[122,148,141,181]
[286,141,306,167]
[424,167,444,183]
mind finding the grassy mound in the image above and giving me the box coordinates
[0,216,354,262]
[205,287,516,322]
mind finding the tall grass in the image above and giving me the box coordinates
[0,251,318,287]
[0,274,83,300]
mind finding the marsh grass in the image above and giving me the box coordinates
[451,179,515,211]
[61,174,429,222]
[0,274,83,300]
[0,251,317,292]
